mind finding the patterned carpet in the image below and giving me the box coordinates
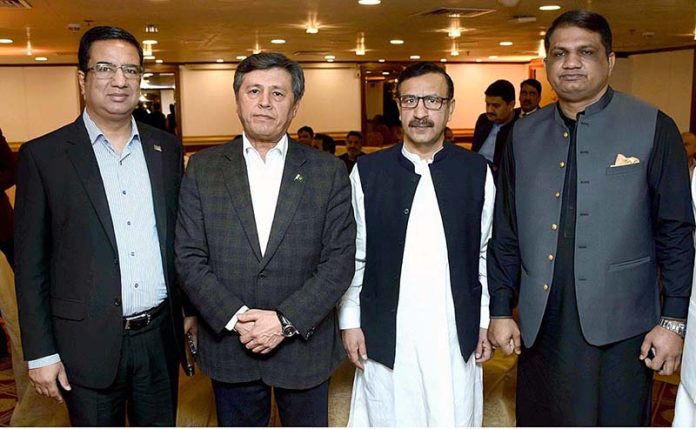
[0,353,680,427]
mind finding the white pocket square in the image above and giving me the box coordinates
[610,153,640,167]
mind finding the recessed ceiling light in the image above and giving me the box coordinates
[142,40,158,45]
[356,49,365,56]
[539,31,546,36]
[358,0,381,5]
[236,55,247,60]
[271,39,286,44]
[539,5,561,11]
[440,58,447,62]
[366,70,372,74]
[378,58,385,63]
[381,71,390,75]
[475,59,483,62]
[0,39,13,44]
[155,59,163,64]
[145,24,158,33]
[144,55,156,60]
[306,25,319,34]
[35,56,47,61]
[409,55,420,60]
[324,55,336,60]
[327,59,335,62]
[143,73,154,78]
[390,39,404,45]
[216,58,224,63]
[500,41,513,46]
[488,55,499,59]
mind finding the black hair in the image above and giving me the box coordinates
[520,78,542,95]
[544,10,613,56]
[234,52,305,101]
[346,130,362,140]
[485,80,515,103]
[396,62,454,99]
[78,26,143,72]
[298,125,314,137]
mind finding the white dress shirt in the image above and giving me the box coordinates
[224,133,288,331]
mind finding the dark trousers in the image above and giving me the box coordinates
[63,306,179,426]
[212,378,330,427]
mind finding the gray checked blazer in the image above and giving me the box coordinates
[175,136,356,389]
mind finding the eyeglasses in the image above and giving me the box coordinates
[85,62,143,80]
[397,95,451,110]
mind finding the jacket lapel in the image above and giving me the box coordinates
[222,139,263,262]
[140,127,168,259]
[65,117,118,254]
[260,140,307,268]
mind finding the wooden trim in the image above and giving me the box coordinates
[617,44,696,57]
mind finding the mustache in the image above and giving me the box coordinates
[408,119,434,127]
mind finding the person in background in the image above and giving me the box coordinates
[297,125,314,146]
[313,133,336,155]
[339,130,365,172]
[444,126,454,143]
[682,131,696,177]
[166,103,177,135]
[149,102,166,130]
[518,78,542,117]
[14,26,195,426]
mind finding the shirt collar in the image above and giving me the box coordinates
[82,109,139,146]
[401,143,442,166]
[242,132,288,158]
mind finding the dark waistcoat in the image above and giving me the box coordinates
[512,91,659,347]
[357,143,487,368]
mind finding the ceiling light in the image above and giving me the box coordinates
[0,39,13,44]
[327,59,335,62]
[145,24,158,33]
[378,58,385,63]
[34,56,47,61]
[216,58,224,63]
[358,0,381,5]
[142,40,158,45]
[390,39,404,45]
[155,59,163,64]
[500,41,513,46]
[539,31,546,36]
[539,5,561,11]
[448,28,461,38]
[271,39,286,44]
[356,49,365,56]
[306,25,319,34]
[410,55,420,60]
[476,59,483,62]
[143,73,154,78]
[144,55,156,60]
[324,55,335,60]
[488,55,499,59]
[236,55,247,60]
[440,58,447,63]
[450,40,459,56]
[381,71,389,75]
[538,39,546,57]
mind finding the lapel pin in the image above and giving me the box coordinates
[154,144,162,152]
[294,173,304,183]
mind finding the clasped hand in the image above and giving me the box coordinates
[236,309,284,354]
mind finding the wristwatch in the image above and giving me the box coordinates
[277,312,299,338]
[659,318,686,339]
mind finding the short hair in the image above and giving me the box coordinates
[396,62,454,99]
[544,10,613,56]
[520,78,542,96]
[234,52,305,102]
[346,130,362,140]
[485,80,515,103]
[78,26,143,72]
[298,125,314,137]
[314,133,336,154]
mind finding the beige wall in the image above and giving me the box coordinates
[609,49,693,132]
[445,63,529,129]
[0,66,81,144]
[179,64,361,139]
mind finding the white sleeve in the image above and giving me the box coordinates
[225,305,250,331]
[338,165,366,330]
[479,166,496,329]
[27,353,61,369]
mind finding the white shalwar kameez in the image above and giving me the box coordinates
[339,145,495,427]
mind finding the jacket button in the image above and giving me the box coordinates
[560,161,565,168]
[259,271,266,279]
[403,208,410,215]
[547,254,554,261]
[551,224,558,231]
[114,298,121,307]
[555,192,561,198]
[543,284,549,291]
[563,131,569,138]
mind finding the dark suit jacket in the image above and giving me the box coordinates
[175,137,356,389]
[0,134,15,243]
[471,111,519,170]
[14,116,187,389]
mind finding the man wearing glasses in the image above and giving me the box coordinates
[339,62,494,426]
[14,26,194,425]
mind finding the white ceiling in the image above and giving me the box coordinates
[0,0,694,65]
